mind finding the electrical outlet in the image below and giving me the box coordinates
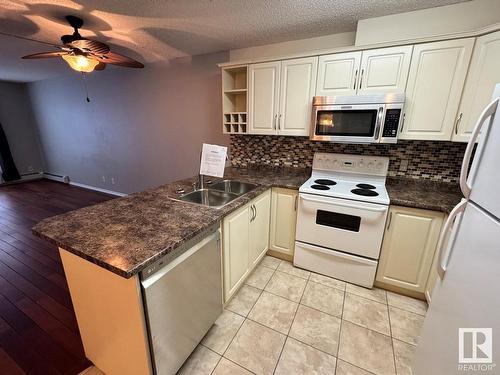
[102,176,106,183]
[399,159,409,172]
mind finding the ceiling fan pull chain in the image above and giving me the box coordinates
[81,72,91,103]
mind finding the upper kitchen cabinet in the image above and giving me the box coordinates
[453,31,500,142]
[400,38,474,141]
[222,65,248,134]
[316,52,361,96]
[279,57,318,136]
[316,46,412,97]
[248,61,281,135]
[248,57,318,136]
[357,45,413,94]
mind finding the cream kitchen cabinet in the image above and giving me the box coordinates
[248,57,318,136]
[248,61,281,135]
[376,206,445,295]
[222,190,271,301]
[269,188,298,259]
[249,190,271,268]
[400,38,474,141]
[453,31,500,142]
[316,52,361,96]
[316,46,412,97]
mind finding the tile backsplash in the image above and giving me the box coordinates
[230,135,467,183]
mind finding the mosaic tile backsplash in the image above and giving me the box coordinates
[229,135,467,183]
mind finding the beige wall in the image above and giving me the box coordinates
[28,52,229,194]
[229,32,355,62]
[356,0,500,46]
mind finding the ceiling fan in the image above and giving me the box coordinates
[21,15,144,73]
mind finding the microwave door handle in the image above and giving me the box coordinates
[300,195,387,213]
[374,106,384,140]
[460,97,499,197]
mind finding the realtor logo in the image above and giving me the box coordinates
[459,328,493,364]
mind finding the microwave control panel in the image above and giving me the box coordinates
[382,109,402,138]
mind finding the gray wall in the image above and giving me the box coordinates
[0,81,44,176]
[28,51,229,194]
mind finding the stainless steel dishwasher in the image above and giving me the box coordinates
[140,223,222,375]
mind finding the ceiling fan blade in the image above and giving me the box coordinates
[94,62,106,71]
[0,31,60,48]
[92,51,144,68]
[22,51,68,59]
[69,39,110,54]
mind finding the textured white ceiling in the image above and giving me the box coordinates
[1,0,467,82]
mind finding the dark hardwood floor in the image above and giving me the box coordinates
[0,179,113,375]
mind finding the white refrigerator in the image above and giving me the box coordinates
[413,85,500,374]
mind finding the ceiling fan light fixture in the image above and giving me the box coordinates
[62,54,99,73]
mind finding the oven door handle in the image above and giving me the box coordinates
[300,195,387,213]
[374,106,384,140]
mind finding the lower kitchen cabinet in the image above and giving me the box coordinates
[249,190,271,268]
[375,205,445,296]
[269,188,298,259]
[222,190,271,302]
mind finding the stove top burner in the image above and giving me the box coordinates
[311,184,330,190]
[356,183,376,190]
[314,179,337,186]
[351,188,379,197]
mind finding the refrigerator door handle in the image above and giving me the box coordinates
[460,97,499,198]
[437,199,467,279]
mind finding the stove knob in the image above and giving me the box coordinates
[358,161,364,168]
[367,162,373,169]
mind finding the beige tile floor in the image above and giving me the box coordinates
[81,255,427,375]
[180,255,428,375]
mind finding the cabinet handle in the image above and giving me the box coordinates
[358,69,364,90]
[273,114,277,130]
[294,195,298,211]
[253,204,257,220]
[353,69,358,90]
[386,212,392,231]
[400,113,406,132]
[454,112,463,135]
[250,205,256,222]
[278,114,282,130]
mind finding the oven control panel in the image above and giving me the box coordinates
[313,153,389,176]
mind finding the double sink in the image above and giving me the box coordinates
[178,180,258,208]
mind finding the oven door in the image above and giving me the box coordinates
[310,104,385,143]
[296,193,388,259]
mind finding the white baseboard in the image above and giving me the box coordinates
[42,173,126,197]
[68,181,127,197]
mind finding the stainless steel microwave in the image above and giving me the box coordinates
[310,93,405,144]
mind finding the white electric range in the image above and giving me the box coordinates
[294,153,390,288]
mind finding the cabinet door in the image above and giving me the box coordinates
[400,39,474,141]
[249,190,271,268]
[248,61,281,135]
[269,188,298,257]
[358,45,412,94]
[223,204,250,301]
[316,52,361,96]
[279,57,318,136]
[453,31,500,142]
[376,206,444,293]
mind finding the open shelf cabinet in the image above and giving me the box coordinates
[222,65,248,134]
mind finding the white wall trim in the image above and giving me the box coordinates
[42,172,126,197]
[68,181,127,197]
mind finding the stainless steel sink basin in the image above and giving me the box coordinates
[210,180,258,195]
[178,189,239,208]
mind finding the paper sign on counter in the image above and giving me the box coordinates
[199,143,227,178]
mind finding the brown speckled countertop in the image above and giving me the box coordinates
[33,165,462,278]
[386,177,462,214]
[32,166,310,278]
